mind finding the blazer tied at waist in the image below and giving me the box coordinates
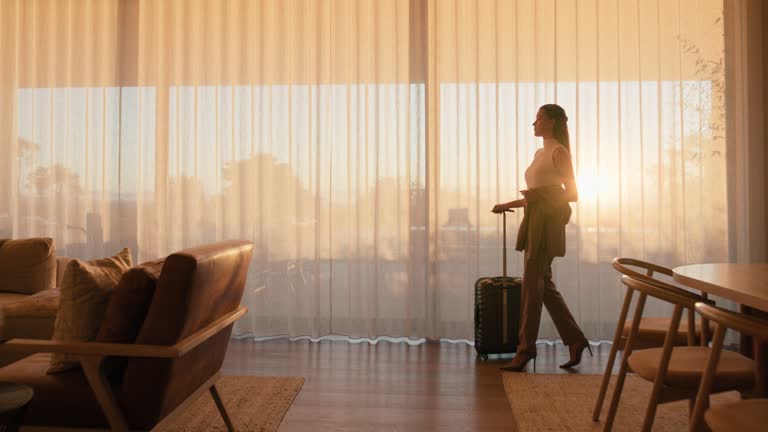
[515,185,572,258]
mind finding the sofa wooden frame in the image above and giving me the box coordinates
[0,305,247,432]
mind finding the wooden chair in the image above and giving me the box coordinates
[0,240,254,431]
[701,400,768,432]
[601,276,755,432]
[690,302,768,432]
[593,258,713,421]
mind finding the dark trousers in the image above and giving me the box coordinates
[517,250,586,355]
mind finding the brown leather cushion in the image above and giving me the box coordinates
[620,317,712,350]
[705,399,768,432]
[95,258,165,384]
[0,238,56,294]
[0,353,108,428]
[95,258,165,344]
[628,346,755,391]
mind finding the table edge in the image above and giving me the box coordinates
[673,266,768,312]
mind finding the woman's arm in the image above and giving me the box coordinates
[554,147,579,202]
[562,177,578,202]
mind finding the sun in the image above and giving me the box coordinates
[576,171,608,203]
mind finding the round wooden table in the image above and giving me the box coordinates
[672,263,768,312]
[0,382,33,432]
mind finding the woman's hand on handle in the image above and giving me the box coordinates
[491,204,508,214]
[491,199,525,213]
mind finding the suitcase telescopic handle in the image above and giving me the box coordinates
[502,209,514,279]
[501,209,514,344]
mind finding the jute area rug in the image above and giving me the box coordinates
[503,373,739,432]
[160,375,304,432]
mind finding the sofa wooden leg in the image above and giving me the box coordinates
[80,356,129,432]
[210,384,235,432]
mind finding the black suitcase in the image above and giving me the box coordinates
[474,210,522,360]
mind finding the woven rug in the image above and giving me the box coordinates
[503,373,739,432]
[161,375,304,432]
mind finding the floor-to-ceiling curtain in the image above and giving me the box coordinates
[428,0,727,340]
[0,0,728,342]
[724,0,767,264]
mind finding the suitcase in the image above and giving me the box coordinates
[474,210,522,360]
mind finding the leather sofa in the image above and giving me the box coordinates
[0,238,70,366]
[0,240,253,430]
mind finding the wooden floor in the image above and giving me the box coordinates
[222,339,613,431]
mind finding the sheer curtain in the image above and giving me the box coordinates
[428,0,727,340]
[0,0,729,342]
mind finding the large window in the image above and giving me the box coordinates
[0,0,726,341]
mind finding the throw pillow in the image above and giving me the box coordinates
[47,248,133,374]
[96,258,165,344]
[95,258,165,383]
[0,238,57,294]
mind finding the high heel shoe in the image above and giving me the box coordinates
[559,339,593,369]
[500,352,537,372]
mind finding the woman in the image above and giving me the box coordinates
[492,104,590,372]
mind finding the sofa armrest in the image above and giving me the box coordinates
[0,305,247,358]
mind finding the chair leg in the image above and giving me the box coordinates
[641,374,663,430]
[594,287,634,421]
[604,293,647,432]
[210,383,236,432]
[603,355,630,432]
[690,325,726,432]
[594,341,621,421]
[641,305,683,432]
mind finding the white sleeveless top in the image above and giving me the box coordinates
[524,139,569,189]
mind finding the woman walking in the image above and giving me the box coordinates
[492,104,590,372]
